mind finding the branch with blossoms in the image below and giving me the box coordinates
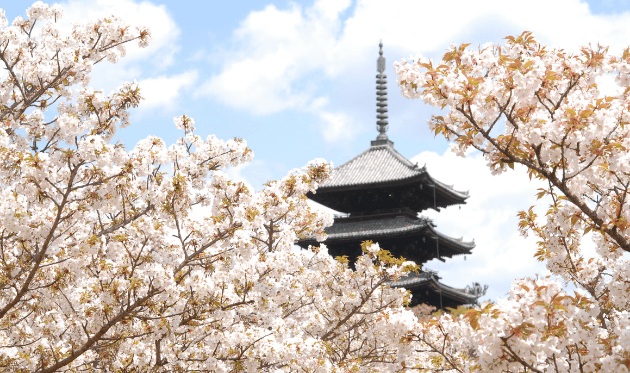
[0,3,427,372]
[396,31,630,373]
[396,32,630,255]
[0,4,150,129]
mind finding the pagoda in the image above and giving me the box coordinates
[298,43,484,309]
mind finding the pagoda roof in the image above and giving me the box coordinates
[308,143,469,213]
[322,215,474,254]
[297,214,474,264]
[322,144,419,188]
[324,214,433,240]
[319,143,468,200]
[389,271,479,305]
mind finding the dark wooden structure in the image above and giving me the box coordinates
[297,43,483,309]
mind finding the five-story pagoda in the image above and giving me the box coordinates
[298,43,483,309]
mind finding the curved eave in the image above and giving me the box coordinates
[427,225,475,254]
[425,171,469,203]
[389,273,479,304]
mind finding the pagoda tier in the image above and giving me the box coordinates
[390,272,478,308]
[307,143,469,214]
[296,208,474,266]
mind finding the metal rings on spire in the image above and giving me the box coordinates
[376,41,388,140]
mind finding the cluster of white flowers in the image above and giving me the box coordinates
[396,31,630,372]
[0,3,426,372]
[14,3,630,371]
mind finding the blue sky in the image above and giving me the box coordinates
[5,0,630,302]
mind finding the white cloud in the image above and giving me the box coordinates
[318,111,356,142]
[59,0,181,92]
[225,159,276,192]
[200,0,630,143]
[195,0,352,124]
[197,53,313,115]
[226,162,256,192]
[410,149,549,301]
[137,70,198,111]
[61,0,179,65]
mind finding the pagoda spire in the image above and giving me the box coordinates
[372,42,392,147]
[376,41,388,141]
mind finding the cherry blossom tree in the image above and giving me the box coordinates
[0,2,422,372]
[396,32,630,372]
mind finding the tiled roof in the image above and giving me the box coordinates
[322,215,475,252]
[319,144,468,199]
[324,215,431,239]
[321,145,420,188]
[389,271,479,303]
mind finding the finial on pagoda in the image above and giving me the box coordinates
[372,41,393,147]
[377,41,385,74]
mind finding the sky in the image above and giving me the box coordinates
[4,0,630,302]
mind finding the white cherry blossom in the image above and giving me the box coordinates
[0,3,423,372]
[397,31,630,373]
